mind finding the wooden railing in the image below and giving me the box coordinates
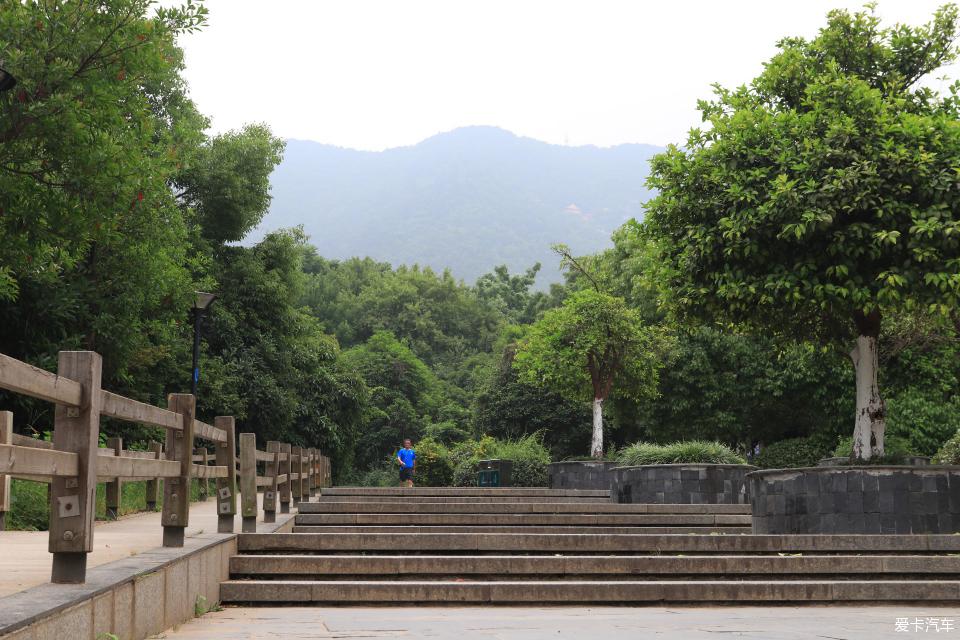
[0,350,331,585]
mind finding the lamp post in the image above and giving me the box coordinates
[0,67,16,93]
[191,291,217,397]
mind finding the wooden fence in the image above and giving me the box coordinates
[0,350,331,585]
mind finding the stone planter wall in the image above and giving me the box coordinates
[548,461,618,492]
[748,466,960,534]
[611,464,757,504]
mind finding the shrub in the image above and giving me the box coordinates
[753,437,828,469]
[450,433,550,487]
[933,430,960,465]
[832,434,915,464]
[617,440,746,466]
[412,437,455,487]
[886,391,960,456]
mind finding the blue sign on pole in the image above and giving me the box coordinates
[193,368,200,384]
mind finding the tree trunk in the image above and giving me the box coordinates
[591,398,604,459]
[850,311,885,460]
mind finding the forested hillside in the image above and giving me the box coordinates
[3,1,960,490]
[250,127,663,284]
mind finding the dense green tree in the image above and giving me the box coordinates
[473,343,592,459]
[514,288,660,458]
[644,5,960,460]
[0,0,207,302]
[176,124,285,244]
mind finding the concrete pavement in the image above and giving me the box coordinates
[151,605,960,639]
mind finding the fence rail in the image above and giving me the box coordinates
[0,349,331,585]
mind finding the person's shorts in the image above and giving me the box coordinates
[400,467,414,481]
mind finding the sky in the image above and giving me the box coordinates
[174,0,960,151]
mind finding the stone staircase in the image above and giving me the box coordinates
[220,487,960,604]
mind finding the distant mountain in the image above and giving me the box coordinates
[250,126,663,285]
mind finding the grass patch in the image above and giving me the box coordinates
[617,440,746,466]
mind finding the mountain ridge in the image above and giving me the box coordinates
[250,126,663,284]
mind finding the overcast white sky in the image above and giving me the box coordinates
[174,0,959,150]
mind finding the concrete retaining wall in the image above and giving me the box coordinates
[0,517,294,640]
[612,464,756,504]
[748,467,960,534]
[548,461,618,492]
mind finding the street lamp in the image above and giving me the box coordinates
[191,291,217,397]
[0,67,16,93]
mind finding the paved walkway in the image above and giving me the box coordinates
[0,495,270,598]
[158,605,960,639]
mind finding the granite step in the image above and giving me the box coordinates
[291,525,752,535]
[293,513,751,526]
[238,532,960,554]
[319,488,610,498]
[230,553,960,577]
[220,579,960,603]
[297,502,750,514]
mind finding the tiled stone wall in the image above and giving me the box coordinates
[748,467,960,534]
[612,465,756,504]
[548,461,618,492]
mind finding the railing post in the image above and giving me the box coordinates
[145,441,162,511]
[162,393,195,547]
[197,447,209,500]
[300,446,309,503]
[0,412,11,530]
[308,448,317,498]
[105,436,123,520]
[239,433,257,532]
[279,443,291,513]
[264,441,279,523]
[215,416,237,533]
[292,446,304,506]
[50,351,102,583]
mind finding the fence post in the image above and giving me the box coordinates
[0,412,11,531]
[293,446,305,506]
[300,446,309,502]
[279,443,291,513]
[145,441,162,511]
[105,436,123,520]
[197,447,210,500]
[50,351,102,583]
[264,441,279,523]
[239,433,257,533]
[162,393,195,547]
[215,416,237,533]
[308,448,317,497]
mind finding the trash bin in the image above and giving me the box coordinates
[477,459,513,487]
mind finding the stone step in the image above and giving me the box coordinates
[294,513,751,526]
[320,487,610,498]
[298,501,750,514]
[219,579,960,603]
[313,495,611,504]
[291,525,751,535]
[230,553,960,577]
[238,532,960,554]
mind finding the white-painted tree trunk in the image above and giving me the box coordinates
[849,335,885,460]
[591,398,604,459]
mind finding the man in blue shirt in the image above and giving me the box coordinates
[397,438,416,487]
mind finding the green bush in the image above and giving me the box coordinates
[832,433,915,464]
[933,430,960,465]
[412,437,455,487]
[886,391,960,456]
[450,433,550,487]
[617,440,746,466]
[753,437,828,469]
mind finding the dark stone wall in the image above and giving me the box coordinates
[548,461,618,492]
[748,467,960,534]
[611,465,756,504]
